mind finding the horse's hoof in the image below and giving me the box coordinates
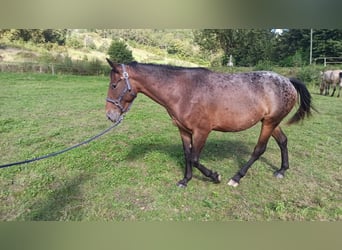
[211,172,221,183]
[177,180,187,188]
[274,171,285,179]
[177,183,187,188]
[228,179,239,187]
[217,174,221,182]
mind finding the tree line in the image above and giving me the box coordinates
[1,29,342,67]
[0,29,67,45]
[75,29,342,67]
[194,29,342,67]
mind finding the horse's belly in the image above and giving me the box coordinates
[212,111,262,132]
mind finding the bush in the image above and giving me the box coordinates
[296,66,321,84]
[107,40,134,63]
[166,39,191,58]
[253,60,274,71]
[66,36,83,49]
[280,51,306,67]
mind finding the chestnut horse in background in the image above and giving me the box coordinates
[105,59,314,187]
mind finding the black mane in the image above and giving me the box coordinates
[127,61,211,73]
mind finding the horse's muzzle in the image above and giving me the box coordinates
[106,110,121,123]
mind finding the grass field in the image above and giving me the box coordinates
[0,71,341,221]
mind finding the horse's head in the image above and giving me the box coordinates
[105,58,136,123]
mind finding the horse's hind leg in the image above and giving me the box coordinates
[271,126,289,178]
[228,123,274,187]
[337,85,341,97]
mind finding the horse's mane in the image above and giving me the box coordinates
[127,61,211,73]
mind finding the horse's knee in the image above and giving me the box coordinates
[278,135,288,148]
[252,143,267,158]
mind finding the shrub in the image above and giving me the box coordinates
[107,40,134,63]
[296,66,321,84]
[66,36,83,49]
[253,60,274,71]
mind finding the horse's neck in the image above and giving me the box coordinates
[133,73,179,108]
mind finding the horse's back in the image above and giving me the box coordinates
[201,71,298,131]
[208,71,296,99]
[323,70,342,83]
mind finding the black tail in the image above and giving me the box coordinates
[287,78,315,125]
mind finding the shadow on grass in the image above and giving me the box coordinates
[125,138,280,177]
[19,173,91,221]
[17,139,282,221]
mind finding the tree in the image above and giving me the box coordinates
[272,29,311,66]
[232,29,275,66]
[107,40,134,63]
[272,29,342,66]
[42,29,67,45]
[0,29,67,45]
[194,29,276,66]
[312,29,342,57]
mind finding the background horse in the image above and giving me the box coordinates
[105,59,314,187]
[320,70,342,97]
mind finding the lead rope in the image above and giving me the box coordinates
[0,116,123,169]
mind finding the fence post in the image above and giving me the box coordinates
[51,63,55,75]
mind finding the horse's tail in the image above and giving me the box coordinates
[287,78,315,125]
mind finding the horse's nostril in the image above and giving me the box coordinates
[106,111,119,123]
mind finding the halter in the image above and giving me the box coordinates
[106,64,136,113]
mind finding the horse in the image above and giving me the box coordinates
[319,70,342,97]
[105,59,314,187]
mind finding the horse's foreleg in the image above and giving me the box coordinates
[177,129,193,187]
[319,81,325,95]
[191,130,221,184]
[271,126,289,178]
[228,123,273,187]
[194,162,221,183]
[331,83,336,97]
[192,155,221,184]
[325,84,330,95]
[177,129,220,187]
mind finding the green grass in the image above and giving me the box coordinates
[0,71,341,221]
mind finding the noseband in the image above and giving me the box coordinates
[106,64,136,113]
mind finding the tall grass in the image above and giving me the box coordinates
[0,71,341,221]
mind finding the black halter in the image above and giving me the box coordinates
[106,64,136,113]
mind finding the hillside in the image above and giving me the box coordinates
[0,29,206,68]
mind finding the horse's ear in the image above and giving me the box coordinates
[106,58,120,73]
[106,58,115,68]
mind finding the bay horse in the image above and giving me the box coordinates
[105,59,313,187]
[319,70,342,97]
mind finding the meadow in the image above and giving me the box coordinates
[0,71,341,221]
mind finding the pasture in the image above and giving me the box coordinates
[0,71,341,221]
